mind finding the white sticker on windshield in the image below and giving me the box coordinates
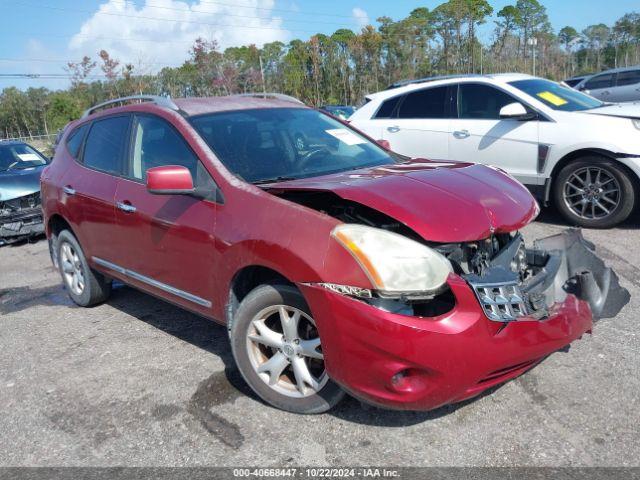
[17,153,40,161]
[325,129,367,146]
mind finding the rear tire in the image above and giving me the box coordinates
[553,157,635,228]
[229,284,345,414]
[56,230,112,307]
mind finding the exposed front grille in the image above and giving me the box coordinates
[470,281,529,322]
[0,192,41,215]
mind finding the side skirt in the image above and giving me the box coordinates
[92,256,212,308]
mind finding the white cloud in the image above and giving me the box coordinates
[68,0,291,71]
[25,39,50,59]
[352,7,369,29]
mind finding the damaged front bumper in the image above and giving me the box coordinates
[463,229,629,323]
[0,192,44,244]
[299,229,629,411]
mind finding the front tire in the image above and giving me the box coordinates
[229,284,345,414]
[57,230,112,307]
[553,157,635,228]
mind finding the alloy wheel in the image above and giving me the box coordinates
[246,305,327,398]
[60,241,85,295]
[563,166,621,220]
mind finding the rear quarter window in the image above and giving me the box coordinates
[65,124,89,159]
[374,95,402,118]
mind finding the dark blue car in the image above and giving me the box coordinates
[0,140,48,244]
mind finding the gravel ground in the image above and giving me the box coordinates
[0,210,638,467]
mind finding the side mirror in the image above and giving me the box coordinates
[377,139,391,150]
[499,102,528,119]
[146,165,195,195]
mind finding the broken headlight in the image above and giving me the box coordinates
[331,224,453,296]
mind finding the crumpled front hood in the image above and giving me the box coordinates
[583,102,640,119]
[0,165,44,201]
[268,161,539,243]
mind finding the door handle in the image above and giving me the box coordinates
[63,186,76,195]
[116,201,137,213]
[453,130,470,139]
[387,125,400,133]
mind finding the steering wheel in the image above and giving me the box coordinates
[298,147,331,170]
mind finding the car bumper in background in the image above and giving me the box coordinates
[0,206,44,243]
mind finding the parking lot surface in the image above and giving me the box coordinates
[1,211,639,467]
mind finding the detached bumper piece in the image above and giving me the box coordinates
[0,192,44,244]
[464,229,629,322]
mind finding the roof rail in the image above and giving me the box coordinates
[238,92,305,105]
[386,74,485,90]
[81,95,180,118]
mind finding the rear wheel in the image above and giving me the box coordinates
[56,230,112,307]
[229,284,345,414]
[553,157,635,228]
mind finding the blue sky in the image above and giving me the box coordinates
[1,0,639,91]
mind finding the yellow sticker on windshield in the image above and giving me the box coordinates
[537,91,568,106]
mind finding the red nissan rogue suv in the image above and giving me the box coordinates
[41,94,629,414]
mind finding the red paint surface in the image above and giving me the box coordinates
[42,98,591,410]
[146,165,194,192]
[300,277,592,410]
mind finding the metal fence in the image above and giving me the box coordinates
[0,133,57,143]
[0,133,58,156]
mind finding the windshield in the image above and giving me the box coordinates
[509,78,604,112]
[0,143,48,172]
[190,108,395,184]
[323,106,356,120]
[563,78,584,88]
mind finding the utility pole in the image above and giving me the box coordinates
[527,37,538,76]
[259,56,266,94]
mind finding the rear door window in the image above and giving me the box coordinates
[616,70,640,87]
[397,86,449,119]
[585,73,614,90]
[83,116,130,175]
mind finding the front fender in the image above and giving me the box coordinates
[210,204,372,321]
[544,141,638,177]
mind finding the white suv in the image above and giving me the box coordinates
[350,74,640,228]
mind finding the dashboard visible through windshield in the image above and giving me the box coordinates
[189,108,395,184]
[0,143,48,172]
[509,78,604,112]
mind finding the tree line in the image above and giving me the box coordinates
[2,0,640,139]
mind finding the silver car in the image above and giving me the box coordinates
[0,141,48,245]
[576,66,640,102]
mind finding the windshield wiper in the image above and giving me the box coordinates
[253,176,298,185]
[588,103,615,110]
